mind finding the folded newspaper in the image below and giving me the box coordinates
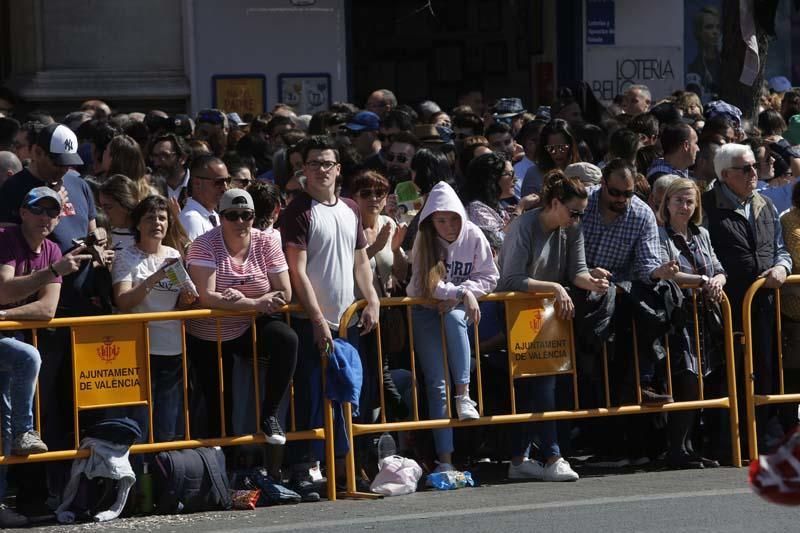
[163,260,199,297]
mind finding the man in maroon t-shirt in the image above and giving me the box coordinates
[0,187,91,528]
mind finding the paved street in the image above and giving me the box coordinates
[14,466,797,533]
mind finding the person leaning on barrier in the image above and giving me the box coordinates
[111,195,197,443]
[779,182,800,396]
[703,143,792,455]
[0,187,93,527]
[406,181,498,472]
[498,172,608,482]
[187,188,298,445]
[657,178,727,469]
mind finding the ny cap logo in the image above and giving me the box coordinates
[63,138,74,152]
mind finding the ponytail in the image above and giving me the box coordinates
[541,169,587,206]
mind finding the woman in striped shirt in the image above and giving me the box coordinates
[187,189,297,445]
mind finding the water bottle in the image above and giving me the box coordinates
[138,462,154,514]
[377,432,397,463]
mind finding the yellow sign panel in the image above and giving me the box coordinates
[505,299,573,377]
[214,76,265,117]
[73,323,148,409]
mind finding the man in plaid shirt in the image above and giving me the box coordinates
[583,159,673,284]
[578,159,679,468]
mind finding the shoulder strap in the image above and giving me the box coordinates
[196,448,231,507]
[171,452,187,502]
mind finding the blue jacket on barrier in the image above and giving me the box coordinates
[309,338,363,456]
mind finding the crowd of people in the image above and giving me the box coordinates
[0,78,798,524]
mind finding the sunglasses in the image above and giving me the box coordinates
[729,163,757,174]
[222,210,255,222]
[568,208,586,220]
[304,160,338,171]
[194,174,232,186]
[26,204,61,218]
[357,188,388,200]
[606,185,635,198]
[377,133,395,143]
[385,152,409,164]
[545,144,571,155]
[232,178,253,187]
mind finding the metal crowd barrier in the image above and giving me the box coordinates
[743,274,800,462]
[0,306,337,502]
[339,289,741,498]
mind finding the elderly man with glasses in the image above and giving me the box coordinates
[703,143,792,458]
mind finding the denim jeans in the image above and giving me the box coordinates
[0,337,41,500]
[0,337,41,437]
[511,376,560,460]
[288,318,359,464]
[150,355,185,442]
[411,305,472,456]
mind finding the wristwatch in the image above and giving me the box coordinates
[699,275,710,286]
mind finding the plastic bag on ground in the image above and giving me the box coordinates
[369,455,423,496]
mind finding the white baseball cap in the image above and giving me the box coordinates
[36,123,84,166]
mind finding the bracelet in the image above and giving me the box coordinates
[49,264,59,278]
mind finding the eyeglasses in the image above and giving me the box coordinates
[729,163,757,174]
[304,160,338,171]
[545,144,571,155]
[222,210,255,222]
[606,185,635,198]
[194,174,231,186]
[385,152,409,164]
[377,133,395,143]
[499,171,516,179]
[357,188,388,200]
[26,204,61,218]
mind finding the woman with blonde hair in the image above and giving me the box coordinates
[657,178,727,468]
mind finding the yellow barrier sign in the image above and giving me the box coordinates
[505,299,573,377]
[73,323,148,408]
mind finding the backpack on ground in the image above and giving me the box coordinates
[153,447,232,513]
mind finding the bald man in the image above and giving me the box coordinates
[0,151,22,188]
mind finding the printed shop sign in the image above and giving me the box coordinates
[73,323,148,408]
[212,74,266,117]
[505,299,573,377]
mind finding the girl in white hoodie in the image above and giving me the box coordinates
[408,182,499,471]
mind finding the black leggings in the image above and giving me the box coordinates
[187,317,298,438]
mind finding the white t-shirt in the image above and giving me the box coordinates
[180,197,218,241]
[279,192,366,329]
[111,245,183,355]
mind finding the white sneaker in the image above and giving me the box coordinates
[434,461,455,473]
[455,395,479,420]
[507,459,545,480]
[543,458,579,482]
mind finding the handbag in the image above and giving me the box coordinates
[374,266,407,355]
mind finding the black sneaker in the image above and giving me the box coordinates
[0,504,28,528]
[290,479,321,502]
[261,415,286,445]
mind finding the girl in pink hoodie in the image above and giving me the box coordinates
[407,182,498,472]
